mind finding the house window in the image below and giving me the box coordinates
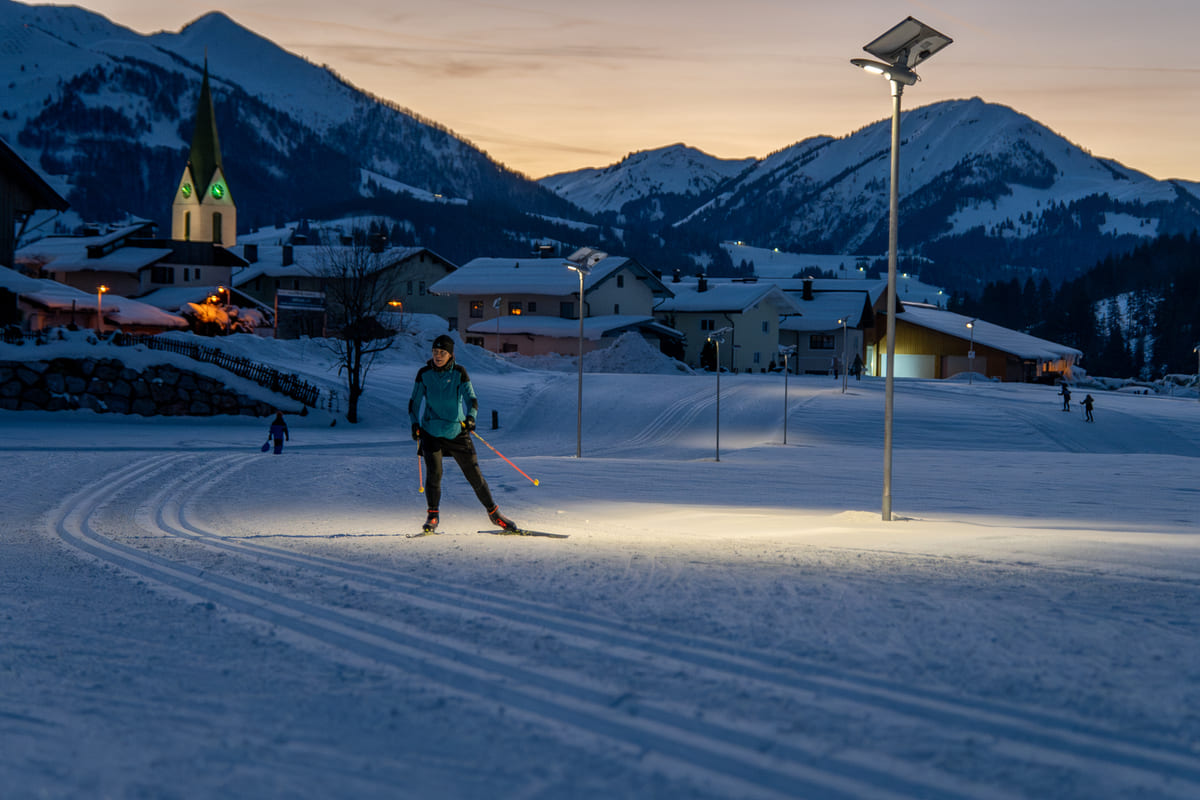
[762,320,770,333]
[292,279,300,290]
[810,334,835,350]
[560,302,575,319]
[407,280,413,295]
[183,212,191,241]
[527,302,537,313]
[502,343,519,353]
[508,301,522,315]
[470,301,483,318]
[613,304,620,314]
[617,274,625,288]
[419,281,426,296]
[212,212,223,244]
[753,352,761,364]
[467,336,485,348]
[700,319,715,331]
[151,266,175,284]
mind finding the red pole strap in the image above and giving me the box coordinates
[472,430,540,486]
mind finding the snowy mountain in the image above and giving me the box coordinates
[541,99,1200,291]
[538,144,754,217]
[0,0,580,261]
[5,0,1199,294]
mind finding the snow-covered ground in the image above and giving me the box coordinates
[4,322,1200,799]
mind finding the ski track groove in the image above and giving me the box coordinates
[47,453,1200,799]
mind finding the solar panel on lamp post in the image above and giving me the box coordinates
[852,16,952,521]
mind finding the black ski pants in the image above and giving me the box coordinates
[419,430,496,511]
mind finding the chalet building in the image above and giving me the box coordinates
[171,61,236,246]
[430,249,681,356]
[15,221,247,299]
[653,277,802,372]
[771,277,884,374]
[229,243,459,327]
[873,303,1081,382]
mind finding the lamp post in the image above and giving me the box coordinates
[838,318,849,394]
[564,258,592,458]
[709,327,731,461]
[966,319,976,384]
[852,16,952,521]
[96,285,109,333]
[1194,345,1199,402]
[779,344,796,444]
[493,296,503,352]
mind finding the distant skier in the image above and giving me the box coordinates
[409,334,517,533]
[269,411,289,454]
[852,354,864,380]
[1059,384,1072,411]
[1081,394,1095,423]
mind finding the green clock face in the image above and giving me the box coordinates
[210,183,225,199]
[180,183,192,198]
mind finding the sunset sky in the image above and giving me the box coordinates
[36,0,1200,180]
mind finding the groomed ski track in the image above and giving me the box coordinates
[46,451,1200,800]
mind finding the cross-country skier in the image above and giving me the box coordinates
[1059,384,1071,411]
[1081,394,1095,423]
[409,335,517,533]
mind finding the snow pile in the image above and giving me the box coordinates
[583,332,693,374]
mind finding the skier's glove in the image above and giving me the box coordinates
[464,417,476,432]
[411,423,421,440]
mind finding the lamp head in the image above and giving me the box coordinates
[851,58,918,86]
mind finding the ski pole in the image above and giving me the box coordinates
[472,430,540,486]
[417,450,424,493]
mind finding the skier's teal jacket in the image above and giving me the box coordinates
[409,358,478,440]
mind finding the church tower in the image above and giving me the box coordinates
[172,61,236,245]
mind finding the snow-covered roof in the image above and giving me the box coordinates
[899,303,1081,361]
[136,285,263,313]
[16,227,173,275]
[466,314,681,342]
[654,281,801,315]
[431,255,665,297]
[780,292,870,331]
[229,245,432,282]
[0,266,187,328]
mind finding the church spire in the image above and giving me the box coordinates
[187,58,223,196]
[171,58,236,245]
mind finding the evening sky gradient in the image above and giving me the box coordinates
[36,0,1200,180]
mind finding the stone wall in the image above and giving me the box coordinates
[0,357,279,416]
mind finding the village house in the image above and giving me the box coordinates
[879,302,1081,382]
[430,249,682,356]
[652,276,803,372]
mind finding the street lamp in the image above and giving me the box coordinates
[709,327,732,461]
[779,344,796,444]
[852,16,952,521]
[492,296,503,352]
[96,284,109,333]
[564,258,592,458]
[966,319,976,384]
[1194,344,1199,402]
[838,318,849,394]
[217,285,230,305]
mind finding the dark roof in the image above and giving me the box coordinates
[0,138,69,213]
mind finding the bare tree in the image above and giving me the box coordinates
[316,231,400,423]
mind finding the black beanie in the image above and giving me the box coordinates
[432,334,455,355]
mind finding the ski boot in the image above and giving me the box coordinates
[422,509,439,533]
[487,505,518,533]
